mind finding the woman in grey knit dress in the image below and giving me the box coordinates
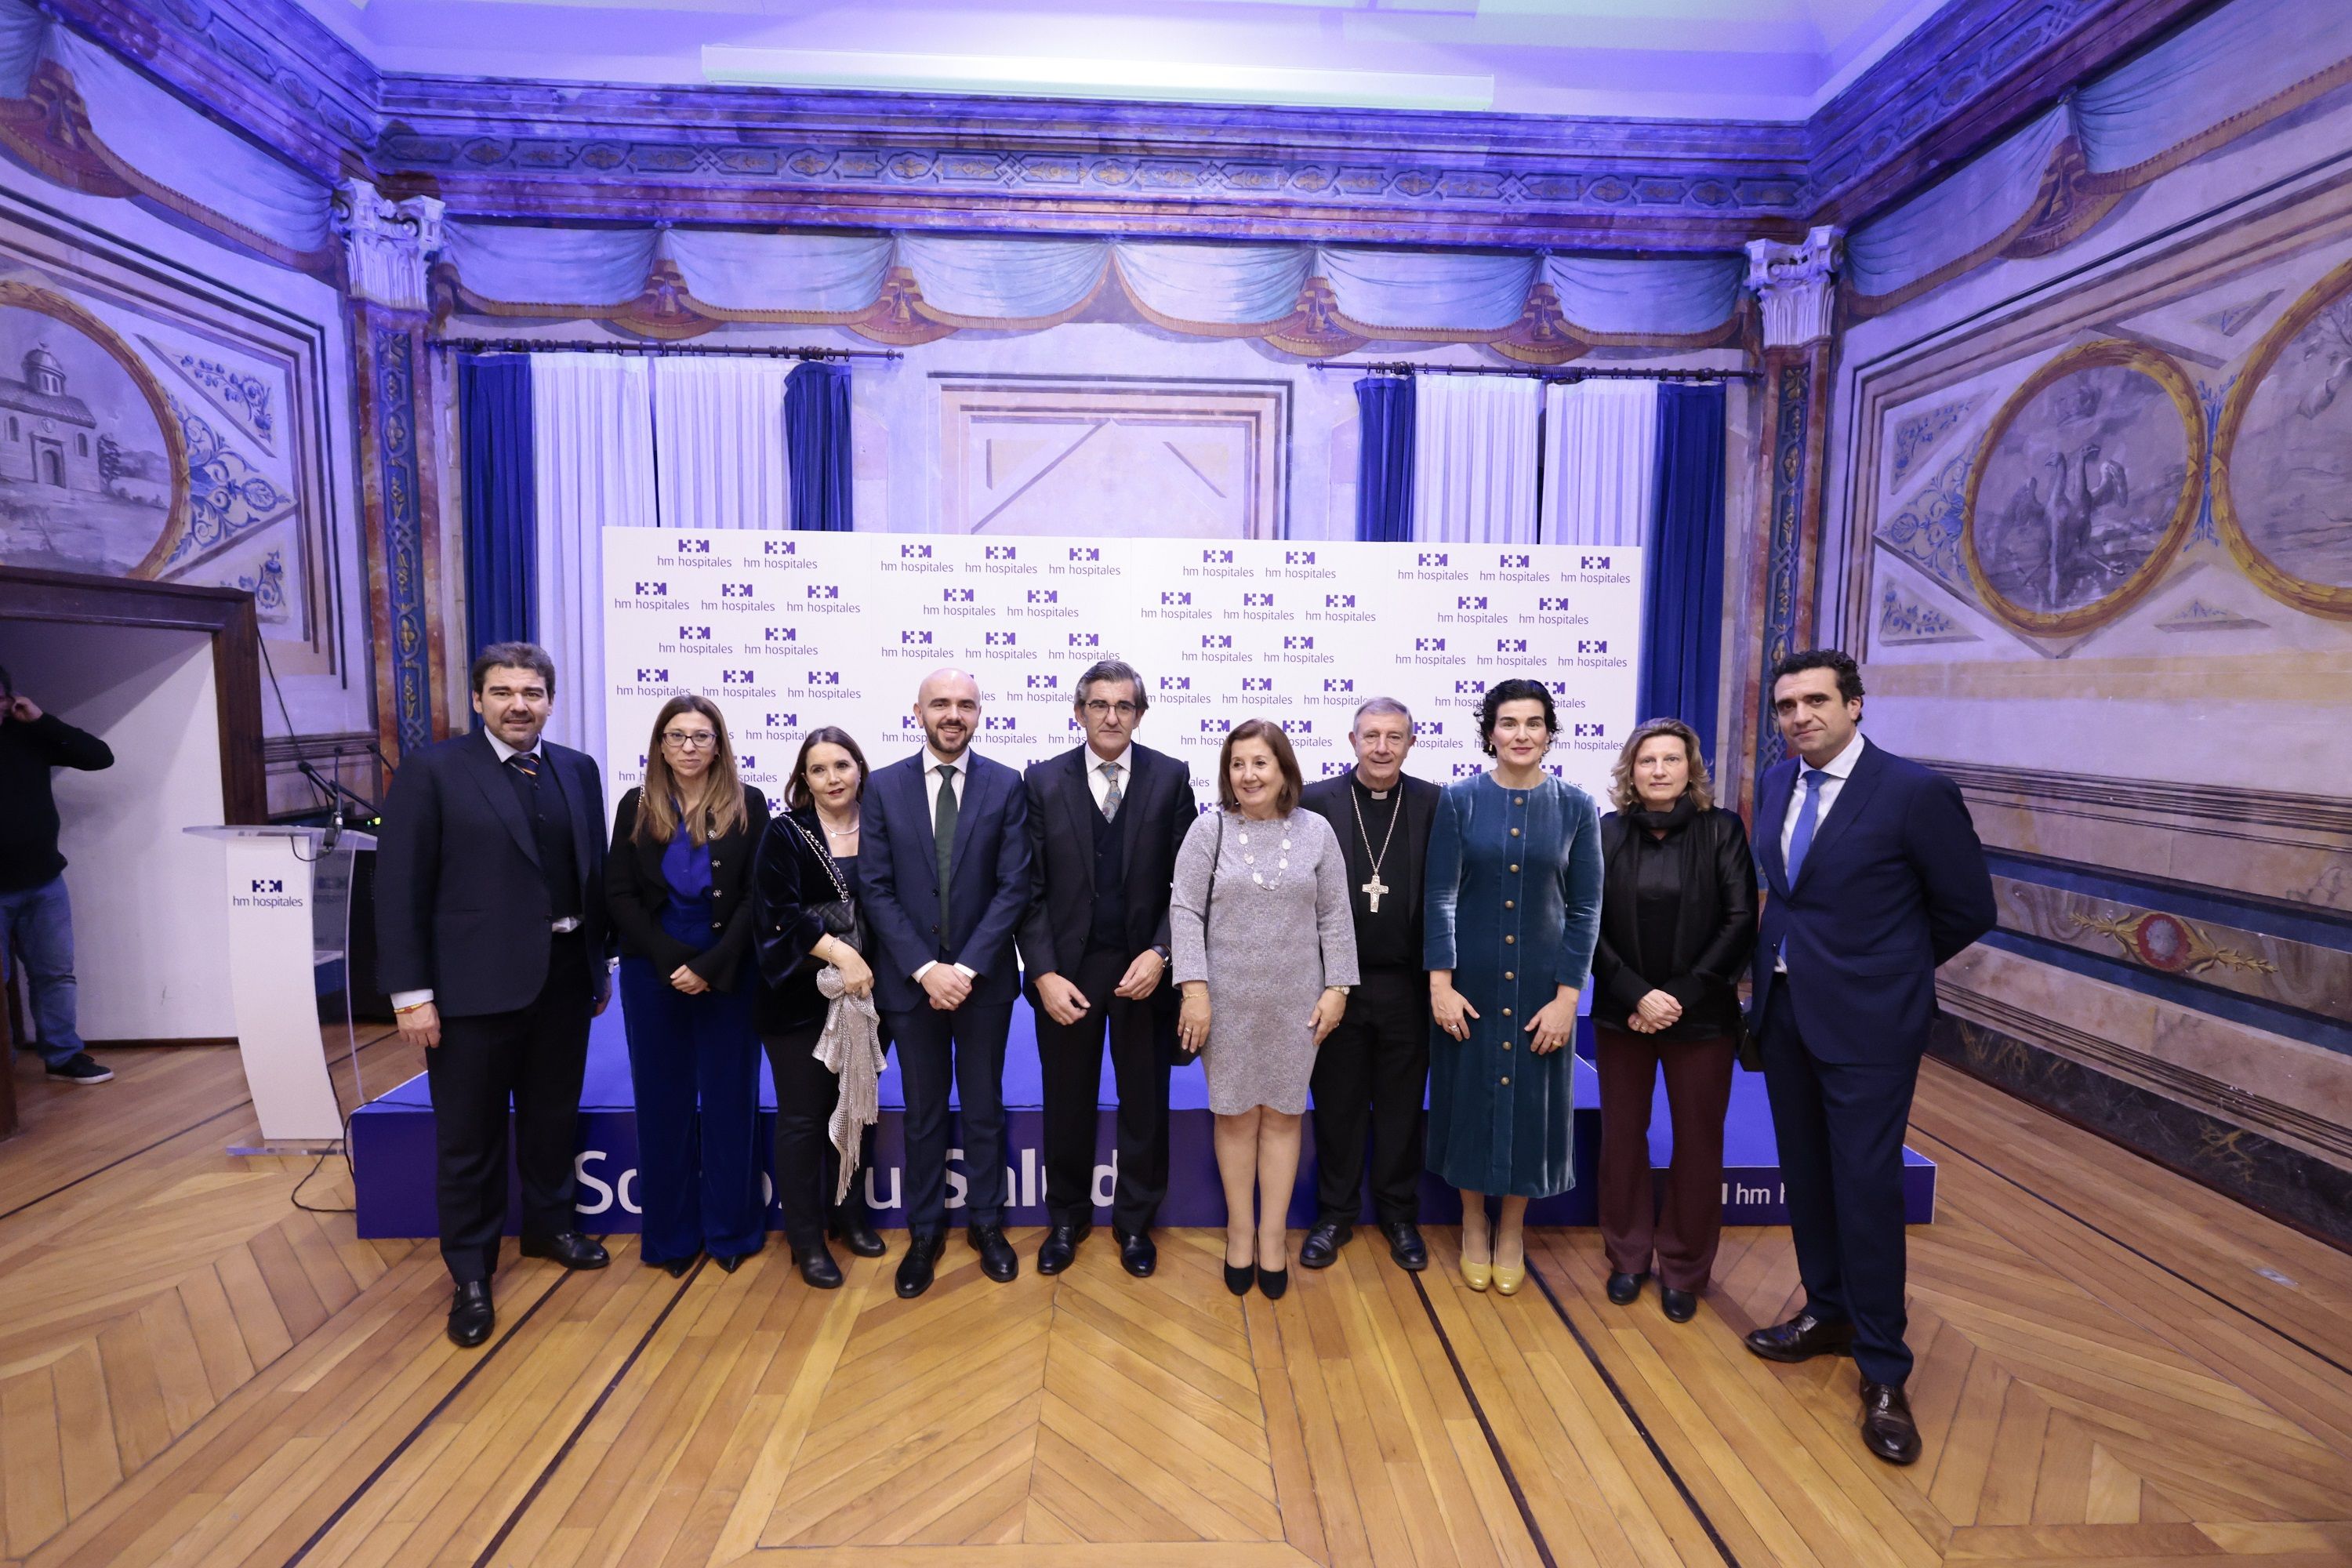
[1171,720,1359,1301]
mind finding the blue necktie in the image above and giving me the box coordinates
[1784,768,1831,886]
[1777,768,1831,969]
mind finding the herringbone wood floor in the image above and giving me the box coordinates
[2,1033,2348,1567]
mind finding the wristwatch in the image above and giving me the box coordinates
[1152,944,1171,964]
[1329,985,1352,996]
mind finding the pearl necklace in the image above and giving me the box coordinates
[1234,813,1294,891]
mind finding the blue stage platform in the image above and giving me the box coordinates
[351,1004,1936,1238]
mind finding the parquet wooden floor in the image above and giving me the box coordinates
[2,1036,2347,1567]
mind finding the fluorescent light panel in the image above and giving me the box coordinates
[702,46,1495,111]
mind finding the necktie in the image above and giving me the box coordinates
[506,751,540,781]
[933,763,958,937]
[1784,768,1831,886]
[1099,760,1122,822]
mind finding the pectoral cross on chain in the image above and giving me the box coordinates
[1361,873,1389,913]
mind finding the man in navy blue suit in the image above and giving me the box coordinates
[1745,648,1994,1466]
[861,666,1034,1298]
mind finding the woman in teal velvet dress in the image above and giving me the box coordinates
[1425,680,1604,1294]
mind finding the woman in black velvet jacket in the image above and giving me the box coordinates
[1590,717,1756,1324]
[752,725,884,1287]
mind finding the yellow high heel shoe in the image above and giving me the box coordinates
[1493,1262,1526,1296]
[1461,1257,1492,1291]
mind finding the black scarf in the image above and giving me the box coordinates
[1628,794,1700,837]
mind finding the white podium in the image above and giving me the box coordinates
[184,824,376,1150]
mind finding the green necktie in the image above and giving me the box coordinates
[933,763,958,937]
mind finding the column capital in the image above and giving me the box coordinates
[1744,224,1842,349]
[332,178,446,314]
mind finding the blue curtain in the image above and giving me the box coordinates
[459,354,537,655]
[786,360,854,532]
[1639,383,1727,764]
[1353,375,1415,543]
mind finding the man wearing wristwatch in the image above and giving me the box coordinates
[1018,659,1198,1278]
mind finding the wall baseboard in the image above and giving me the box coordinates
[74,1038,240,1050]
[1929,1014,2352,1253]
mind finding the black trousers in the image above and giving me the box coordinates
[764,1022,877,1250]
[1033,946,1172,1233]
[426,931,593,1286]
[1309,967,1431,1227]
[1757,984,1922,1387]
[886,1001,1014,1232]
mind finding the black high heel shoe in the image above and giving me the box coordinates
[653,1254,695,1279]
[714,1251,749,1274]
[1224,1261,1256,1296]
[1257,1267,1290,1301]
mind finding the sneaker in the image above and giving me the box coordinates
[45,1052,112,1084]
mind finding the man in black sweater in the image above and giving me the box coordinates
[0,663,116,1084]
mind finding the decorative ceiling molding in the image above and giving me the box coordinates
[33,0,2239,250]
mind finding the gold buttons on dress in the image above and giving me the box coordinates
[1510,827,1521,837]
[1500,1076,1510,1086]
[1509,863,1519,873]
[1502,1040,1512,1050]
[1514,797,1525,805]
[1504,935,1515,945]
[1502,1007,1512,1016]
[1504,971,1514,980]
[1505,900,1515,909]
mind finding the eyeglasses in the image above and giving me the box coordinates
[1080,700,1139,718]
[661,730,719,750]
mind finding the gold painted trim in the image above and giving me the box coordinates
[2212,252,2352,622]
[1960,338,2203,637]
[0,279,191,580]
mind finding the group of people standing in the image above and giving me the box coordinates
[374,639,1992,1469]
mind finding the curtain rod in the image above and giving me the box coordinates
[1313,361,1755,382]
[440,339,904,361]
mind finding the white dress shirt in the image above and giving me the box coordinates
[913,746,978,985]
[1773,730,1866,973]
[390,729,575,1013]
[1085,743,1130,814]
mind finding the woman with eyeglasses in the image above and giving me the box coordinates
[607,696,770,1276]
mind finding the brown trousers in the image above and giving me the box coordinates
[1594,1023,1737,1291]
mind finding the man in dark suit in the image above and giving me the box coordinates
[1020,659,1196,1279]
[1744,648,1995,1465]
[862,666,1034,1298]
[375,643,615,1348]
[1298,698,1439,1273]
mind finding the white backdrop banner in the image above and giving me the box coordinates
[600,532,1643,808]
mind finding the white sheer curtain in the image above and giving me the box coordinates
[653,357,792,532]
[1542,380,1658,548]
[1411,375,1542,543]
[533,354,655,764]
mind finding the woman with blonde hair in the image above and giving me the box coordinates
[607,695,771,1276]
[1590,717,1755,1323]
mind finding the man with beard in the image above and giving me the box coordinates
[861,667,1034,1298]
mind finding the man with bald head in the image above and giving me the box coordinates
[861,667,1034,1297]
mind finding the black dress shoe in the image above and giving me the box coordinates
[896,1230,944,1298]
[794,1243,844,1290]
[714,1251,750,1274]
[659,1256,694,1279]
[1037,1223,1089,1276]
[1299,1221,1352,1269]
[1383,1221,1428,1272]
[1859,1381,1923,1465]
[1606,1271,1646,1305]
[1257,1266,1290,1301]
[1661,1287,1697,1323]
[830,1213,887,1258]
[520,1232,610,1271]
[1744,1309,1856,1363]
[447,1281,494,1348]
[1113,1229,1156,1277]
[1224,1261,1255,1296]
[968,1223,1018,1283]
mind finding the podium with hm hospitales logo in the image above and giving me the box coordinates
[185,824,374,1153]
